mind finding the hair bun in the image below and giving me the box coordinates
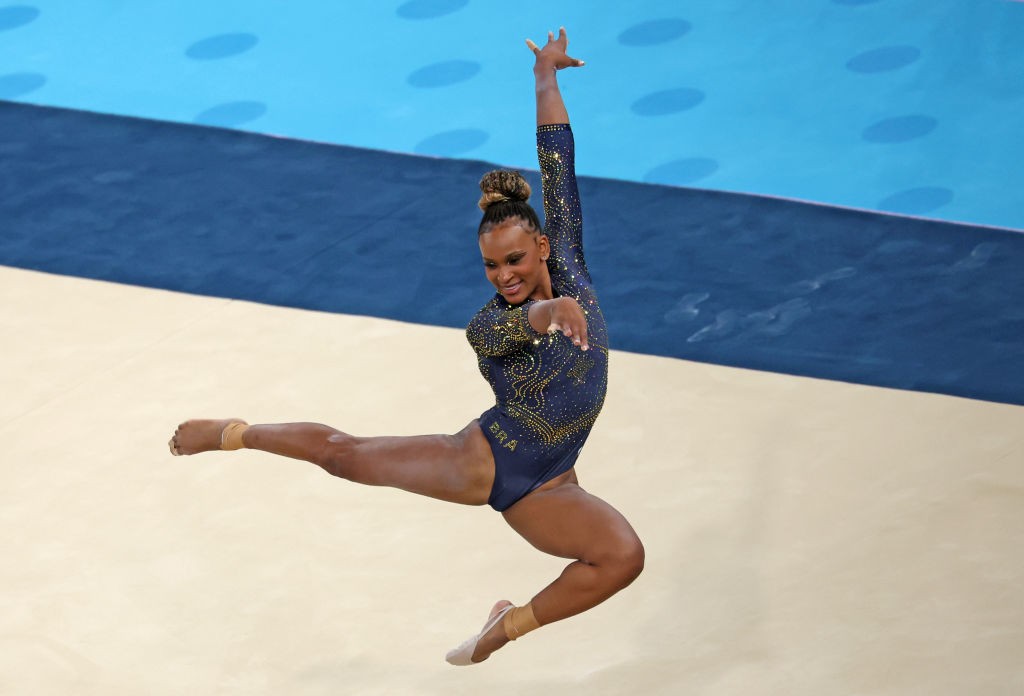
[478,170,531,211]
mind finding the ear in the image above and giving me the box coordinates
[537,234,550,262]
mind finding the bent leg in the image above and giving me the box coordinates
[170,418,495,506]
[505,482,645,621]
[468,479,644,660]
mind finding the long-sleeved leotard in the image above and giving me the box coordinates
[466,124,609,511]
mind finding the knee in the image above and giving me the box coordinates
[618,536,646,586]
[600,534,645,589]
[318,431,363,480]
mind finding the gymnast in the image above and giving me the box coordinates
[168,27,644,666]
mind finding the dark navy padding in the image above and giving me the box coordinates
[2,101,1022,405]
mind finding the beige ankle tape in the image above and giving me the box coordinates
[220,422,249,450]
[503,604,540,641]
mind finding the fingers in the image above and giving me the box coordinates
[574,322,589,351]
[527,28,584,68]
[530,28,569,49]
[565,328,589,350]
[547,322,578,340]
[556,27,583,66]
[546,320,589,351]
[525,32,556,55]
[547,329,588,350]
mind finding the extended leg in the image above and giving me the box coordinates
[169,418,495,505]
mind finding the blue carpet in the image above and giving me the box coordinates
[2,101,1022,405]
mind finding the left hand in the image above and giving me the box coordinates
[526,27,584,71]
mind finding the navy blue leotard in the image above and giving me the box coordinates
[466,124,609,511]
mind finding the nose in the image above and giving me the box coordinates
[497,266,514,284]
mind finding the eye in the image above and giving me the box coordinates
[508,255,525,265]
[483,261,497,269]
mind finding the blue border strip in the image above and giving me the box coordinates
[3,102,1022,405]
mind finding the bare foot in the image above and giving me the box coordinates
[470,600,513,663]
[168,418,246,456]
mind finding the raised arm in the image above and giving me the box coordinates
[526,28,589,283]
[526,28,583,126]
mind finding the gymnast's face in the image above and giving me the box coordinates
[479,219,552,305]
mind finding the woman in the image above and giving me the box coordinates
[169,28,644,666]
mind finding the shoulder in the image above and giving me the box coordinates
[474,293,504,315]
[467,294,503,327]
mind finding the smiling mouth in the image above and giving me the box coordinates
[501,282,523,296]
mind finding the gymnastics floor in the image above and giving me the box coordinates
[2,266,1021,695]
[3,2,1024,694]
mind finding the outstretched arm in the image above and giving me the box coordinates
[526,28,584,126]
[468,297,589,354]
[522,28,591,350]
[527,27,591,287]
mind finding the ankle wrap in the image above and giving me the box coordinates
[503,604,540,641]
[221,422,249,450]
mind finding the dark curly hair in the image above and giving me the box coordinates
[477,170,542,236]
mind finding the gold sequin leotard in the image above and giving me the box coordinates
[466,124,609,511]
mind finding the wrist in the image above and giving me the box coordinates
[533,62,559,80]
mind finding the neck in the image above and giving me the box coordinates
[529,268,555,301]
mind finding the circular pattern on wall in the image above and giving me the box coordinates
[0,5,39,31]
[618,19,691,46]
[631,88,705,116]
[407,60,480,88]
[186,33,259,60]
[414,128,488,156]
[396,0,468,20]
[0,72,46,98]
[846,46,921,73]
[644,158,719,186]
[862,115,937,143]
[193,101,267,127]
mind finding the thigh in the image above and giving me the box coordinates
[501,481,641,561]
[345,420,496,506]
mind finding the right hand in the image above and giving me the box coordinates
[545,296,589,351]
[526,27,584,71]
